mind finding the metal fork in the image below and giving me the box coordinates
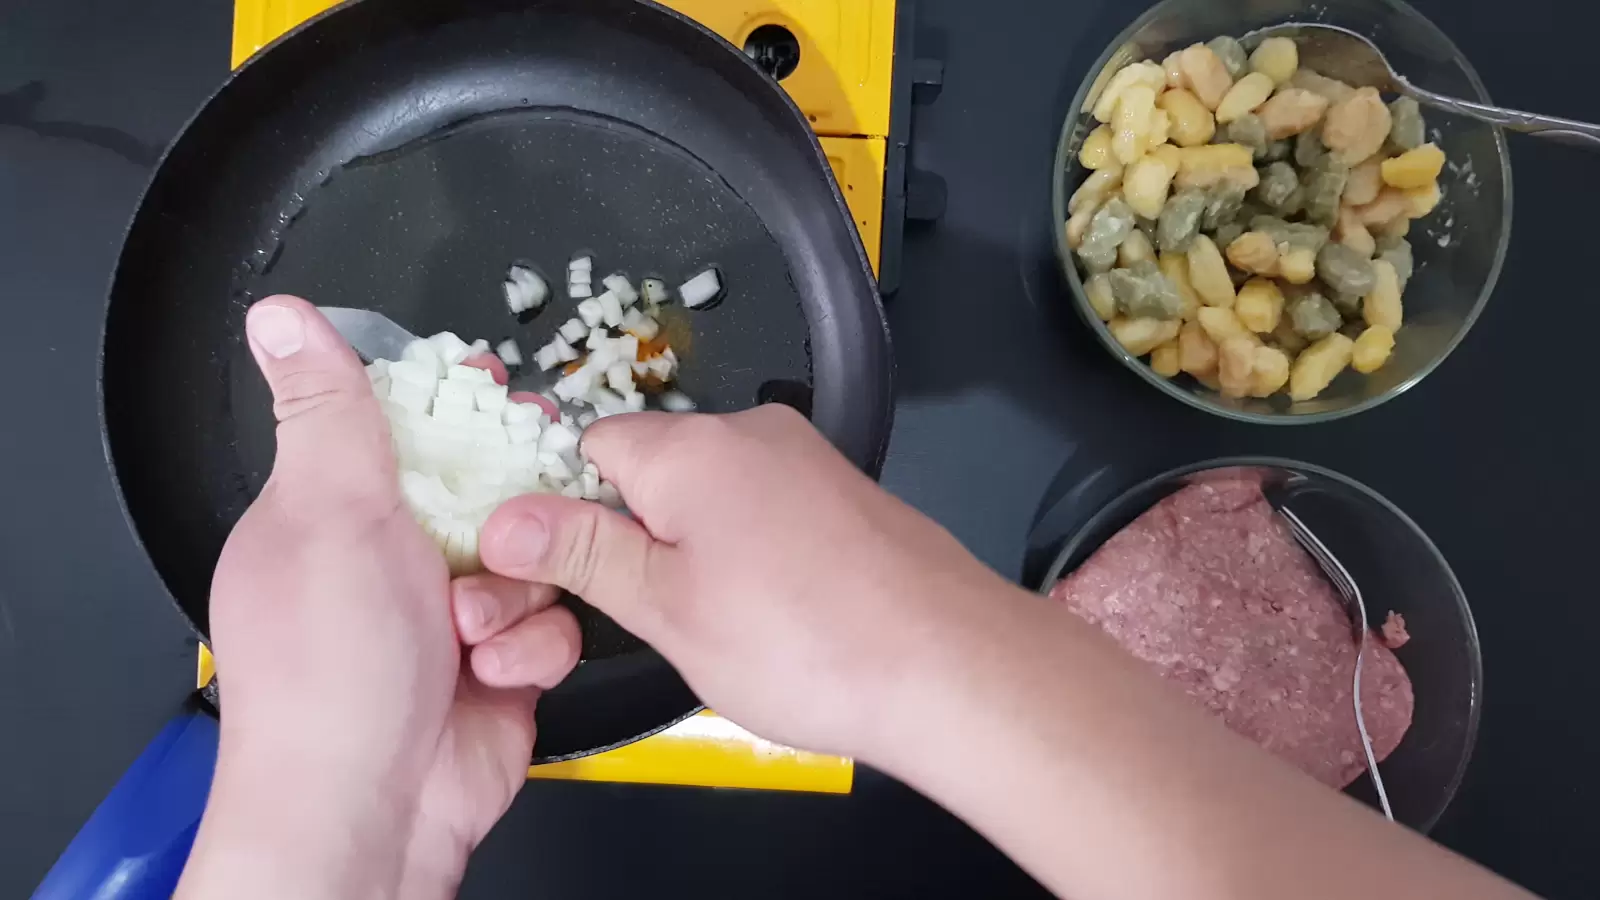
[1272,503,1395,822]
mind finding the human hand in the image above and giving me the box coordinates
[179,296,579,900]
[469,405,1016,763]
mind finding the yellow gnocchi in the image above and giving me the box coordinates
[1214,72,1275,125]
[1112,84,1159,165]
[1289,333,1355,401]
[1091,61,1168,123]
[1186,235,1237,308]
[1124,153,1178,219]
[1234,278,1285,333]
[1109,316,1182,356]
[1363,259,1404,331]
[1078,126,1114,170]
[1151,341,1182,378]
[1084,272,1117,321]
[1251,345,1292,397]
[1381,143,1446,189]
[1157,88,1216,147]
[1248,37,1299,85]
[1352,325,1396,374]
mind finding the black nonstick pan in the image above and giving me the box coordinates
[100,0,893,763]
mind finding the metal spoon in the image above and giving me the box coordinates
[1247,22,1600,149]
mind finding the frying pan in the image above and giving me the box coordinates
[47,0,892,894]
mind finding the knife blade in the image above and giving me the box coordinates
[318,306,419,363]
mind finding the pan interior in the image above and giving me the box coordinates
[103,0,889,760]
[230,108,810,661]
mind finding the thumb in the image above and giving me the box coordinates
[246,295,394,503]
[478,494,672,632]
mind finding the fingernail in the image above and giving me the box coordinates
[248,305,305,359]
[502,515,549,568]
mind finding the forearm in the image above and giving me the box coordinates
[175,743,423,900]
[867,581,1530,900]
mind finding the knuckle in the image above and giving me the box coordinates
[270,369,361,421]
[559,508,604,594]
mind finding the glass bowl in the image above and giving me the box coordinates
[1036,457,1482,832]
[1051,0,1513,423]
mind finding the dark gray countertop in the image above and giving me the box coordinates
[3,0,1597,897]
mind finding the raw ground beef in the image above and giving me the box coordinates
[1050,476,1414,788]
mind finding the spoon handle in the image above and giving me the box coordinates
[1405,83,1600,149]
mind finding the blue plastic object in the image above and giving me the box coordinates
[33,711,218,900]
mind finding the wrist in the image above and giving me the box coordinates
[178,738,424,900]
[851,574,1047,775]
[396,817,472,900]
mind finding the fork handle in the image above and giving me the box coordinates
[1406,83,1600,149]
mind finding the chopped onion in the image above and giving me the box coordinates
[659,390,697,412]
[574,300,603,329]
[533,344,563,372]
[680,268,723,309]
[558,317,589,344]
[428,333,472,367]
[597,291,625,327]
[504,281,528,314]
[468,338,491,355]
[507,266,548,310]
[539,335,578,368]
[606,362,635,394]
[603,274,639,306]
[620,307,660,341]
[570,255,593,273]
[378,333,622,575]
[645,353,676,381]
[569,282,593,299]
[495,339,523,367]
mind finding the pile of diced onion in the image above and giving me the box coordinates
[365,256,722,573]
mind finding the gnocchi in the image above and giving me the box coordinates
[1215,73,1276,125]
[1113,85,1160,165]
[1352,325,1396,373]
[1091,61,1167,123]
[1218,335,1259,398]
[1159,251,1203,319]
[1381,143,1445,189]
[1124,153,1178,219]
[1248,37,1299,85]
[1118,228,1157,267]
[1178,320,1219,375]
[1109,316,1182,356]
[1226,232,1281,277]
[1251,345,1293,397]
[1362,259,1404,331]
[1067,30,1456,403]
[1256,89,1330,140]
[1235,278,1285,333]
[1322,87,1392,165]
[1186,234,1237,307]
[1197,305,1251,344]
[1084,272,1117,321]
[1179,44,1235,110]
[1151,341,1182,378]
[1157,89,1216,147]
[1079,125,1114,170]
[1289,333,1355,401]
